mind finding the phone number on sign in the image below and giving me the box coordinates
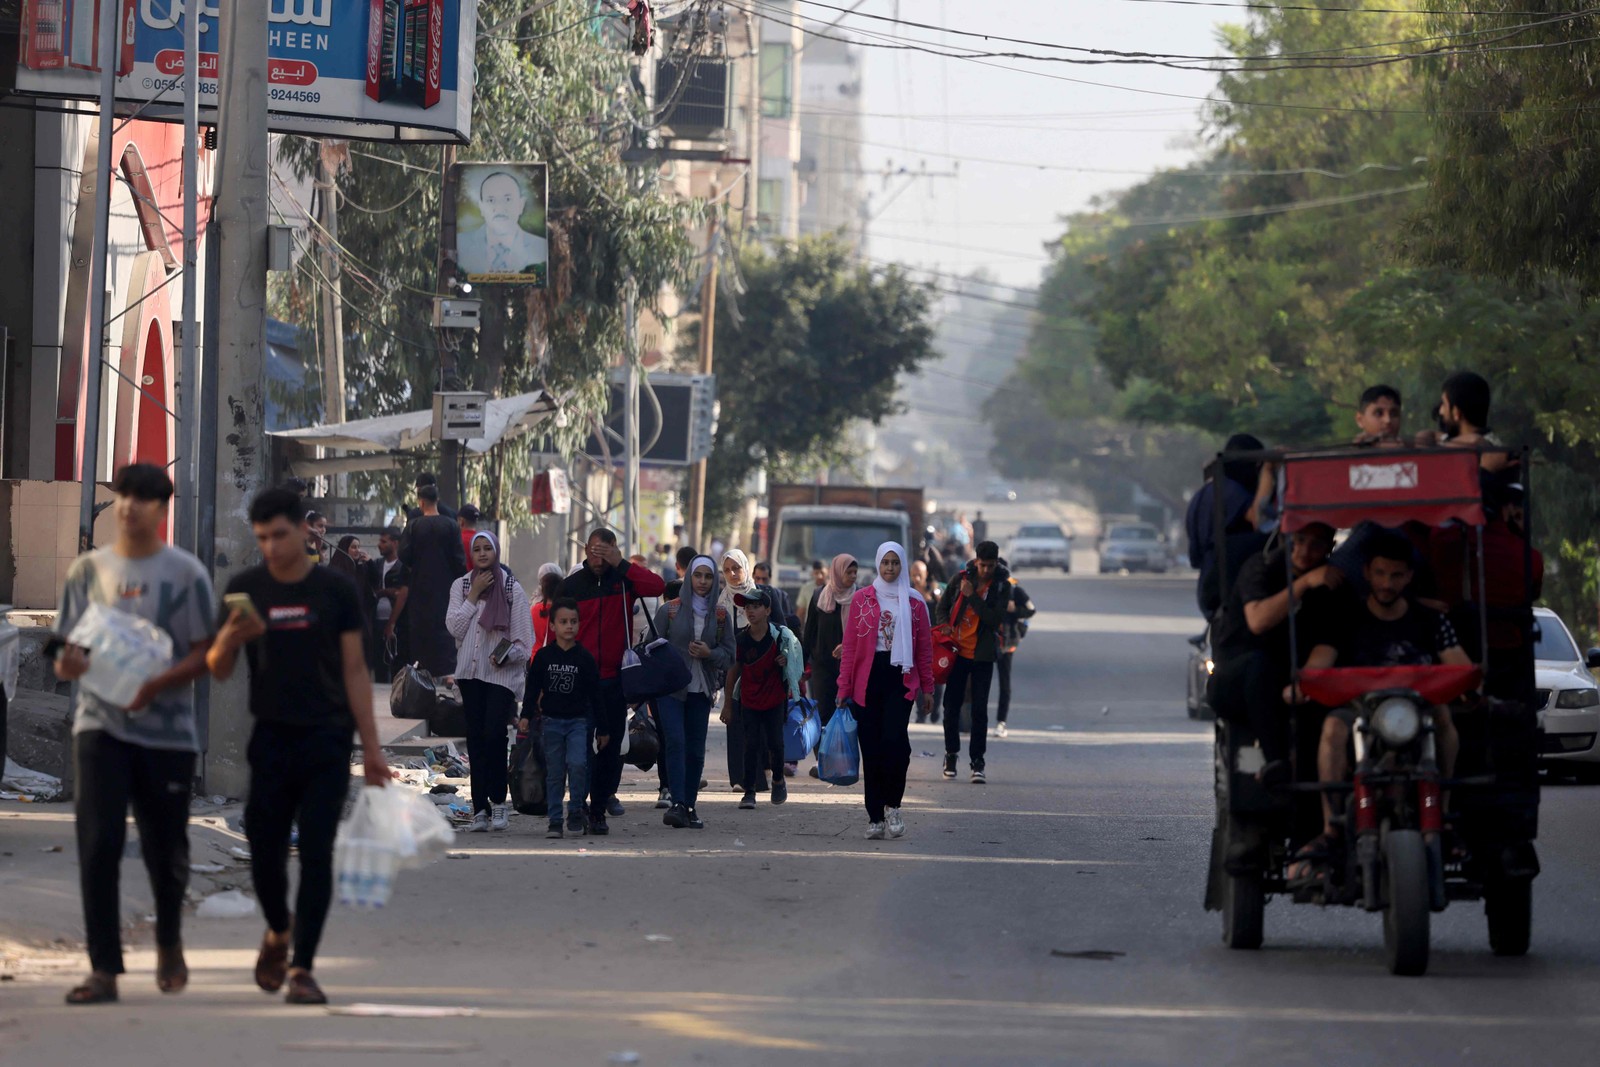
[269,88,322,104]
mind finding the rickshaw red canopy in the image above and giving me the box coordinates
[1278,449,1485,533]
[1299,665,1483,708]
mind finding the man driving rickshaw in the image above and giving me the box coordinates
[1203,443,1540,976]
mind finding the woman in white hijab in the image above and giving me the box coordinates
[836,542,935,840]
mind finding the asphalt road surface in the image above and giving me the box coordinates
[5,504,1600,1065]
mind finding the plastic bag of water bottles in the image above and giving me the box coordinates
[66,601,174,709]
[335,786,453,908]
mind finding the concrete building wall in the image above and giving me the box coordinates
[798,33,864,248]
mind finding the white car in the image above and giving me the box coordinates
[1009,522,1073,573]
[1533,606,1600,775]
[1098,522,1170,574]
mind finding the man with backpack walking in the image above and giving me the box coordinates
[934,541,1010,783]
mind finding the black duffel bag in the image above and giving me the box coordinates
[509,730,548,816]
[427,680,468,738]
[619,603,691,704]
[391,663,438,720]
[623,708,661,772]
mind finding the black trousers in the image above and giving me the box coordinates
[857,651,913,822]
[460,679,515,814]
[74,732,195,975]
[996,651,1014,723]
[246,720,352,972]
[943,656,995,768]
[726,698,775,790]
[1208,650,1291,763]
[741,703,786,793]
[588,677,627,816]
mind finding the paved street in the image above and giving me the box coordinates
[5,505,1600,1065]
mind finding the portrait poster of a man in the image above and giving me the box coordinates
[452,163,549,285]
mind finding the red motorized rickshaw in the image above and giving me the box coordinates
[1204,445,1541,976]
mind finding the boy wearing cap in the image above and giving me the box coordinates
[723,589,790,809]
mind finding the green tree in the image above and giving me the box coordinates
[273,0,697,521]
[687,236,936,531]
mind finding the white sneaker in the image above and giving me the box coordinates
[468,811,490,833]
[886,808,906,838]
[865,821,887,840]
[490,804,509,831]
[997,722,1009,738]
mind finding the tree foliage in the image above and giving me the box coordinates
[688,236,936,531]
[272,0,697,521]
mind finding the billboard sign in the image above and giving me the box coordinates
[13,0,478,143]
[446,161,548,286]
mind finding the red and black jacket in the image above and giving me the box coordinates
[556,561,667,679]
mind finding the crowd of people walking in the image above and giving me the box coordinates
[47,466,1032,1009]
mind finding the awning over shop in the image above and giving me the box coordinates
[268,390,560,456]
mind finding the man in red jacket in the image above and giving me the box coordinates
[557,528,667,834]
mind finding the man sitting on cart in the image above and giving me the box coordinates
[1209,520,1345,782]
[1290,530,1472,870]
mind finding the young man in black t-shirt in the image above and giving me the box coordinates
[207,488,389,1007]
[521,600,602,838]
[1295,531,1471,856]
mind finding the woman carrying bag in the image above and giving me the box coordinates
[653,556,734,829]
[802,554,856,776]
[836,542,934,841]
[446,532,534,832]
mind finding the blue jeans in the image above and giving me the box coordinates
[657,692,711,809]
[542,717,591,822]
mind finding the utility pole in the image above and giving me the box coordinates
[175,0,201,553]
[316,144,348,428]
[205,0,271,796]
[435,145,461,509]
[623,281,639,551]
[685,191,719,549]
[76,0,119,551]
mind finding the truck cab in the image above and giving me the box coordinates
[770,505,912,608]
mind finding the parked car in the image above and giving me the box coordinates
[1009,523,1073,573]
[1532,607,1600,778]
[1097,522,1169,574]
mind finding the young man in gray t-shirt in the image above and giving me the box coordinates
[52,464,216,1006]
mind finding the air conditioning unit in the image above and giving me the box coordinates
[655,56,730,143]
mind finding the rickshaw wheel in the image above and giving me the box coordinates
[1486,878,1533,957]
[1223,871,1264,950]
[1382,830,1431,976]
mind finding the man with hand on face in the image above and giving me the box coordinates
[207,488,389,1007]
[934,540,1011,783]
[556,528,667,835]
[1208,522,1346,784]
[54,464,217,1007]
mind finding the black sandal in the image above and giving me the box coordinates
[64,972,118,1005]
[1287,830,1342,887]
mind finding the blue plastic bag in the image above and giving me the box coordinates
[784,698,821,762]
[816,705,860,786]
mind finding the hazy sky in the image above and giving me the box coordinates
[810,0,1231,291]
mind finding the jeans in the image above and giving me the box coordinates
[541,717,591,822]
[657,692,711,809]
[856,651,913,822]
[73,731,195,975]
[246,720,352,972]
[996,651,1014,724]
[741,703,786,793]
[588,677,627,817]
[460,679,516,813]
[943,656,995,768]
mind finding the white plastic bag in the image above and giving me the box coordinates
[66,601,174,709]
[335,786,452,908]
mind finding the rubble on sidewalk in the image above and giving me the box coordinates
[1,758,64,802]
